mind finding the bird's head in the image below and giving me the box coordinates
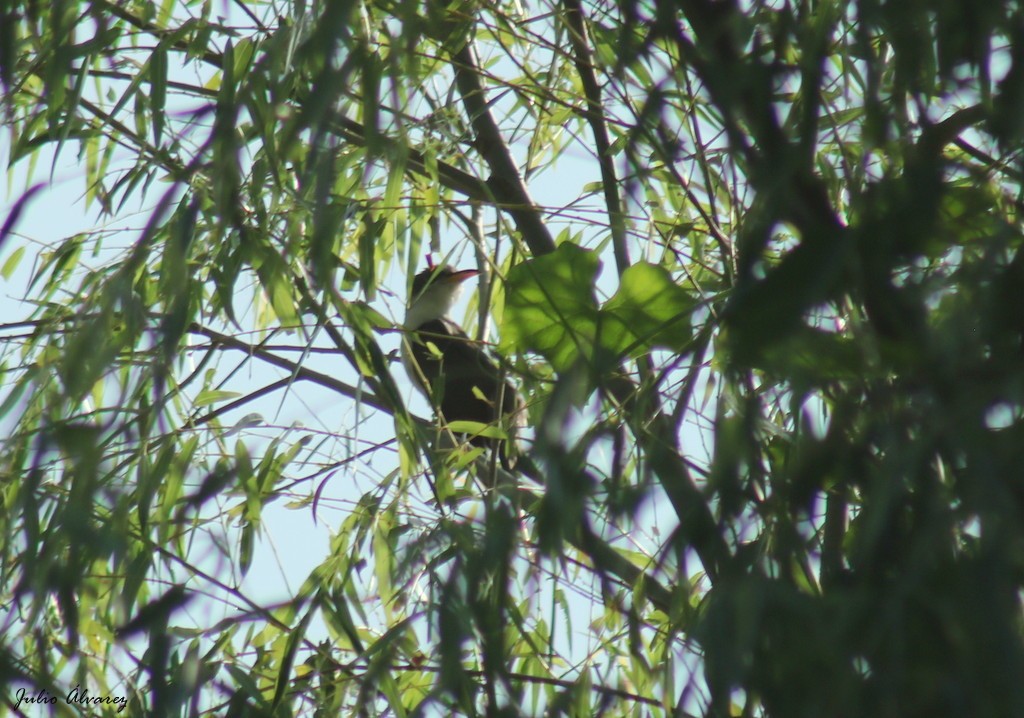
[405,266,479,328]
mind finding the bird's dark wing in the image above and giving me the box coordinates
[410,318,520,429]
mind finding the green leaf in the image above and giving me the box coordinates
[372,506,396,608]
[272,605,315,710]
[194,389,241,407]
[504,250,696,372]
[599,262,695,358]
[1,245,25,279]
[150,45,168,145]
[758,327,866,384]
[253,246,300,327]
[445,420,508,440]
[350,300,392,330]
[502,243,601,372]
[360,214,380,301]
[362,48,382,152]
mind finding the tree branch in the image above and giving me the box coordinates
[450,41,557,257]
[562,0,630,273]
[187,323,392,414]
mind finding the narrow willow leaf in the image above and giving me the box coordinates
[1,246,25,280]
[445,420,507,440]
[150,45,168,145]
[193,389,241,407]
[271,605,315,710]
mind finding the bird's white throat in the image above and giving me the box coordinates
[404,281,465,329]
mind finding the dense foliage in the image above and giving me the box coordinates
[2,0,1024,715]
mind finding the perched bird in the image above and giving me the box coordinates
[402,265,522,466]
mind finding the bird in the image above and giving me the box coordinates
[402,265,522,467]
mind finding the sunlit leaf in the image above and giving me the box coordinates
[193,389,242,407]
[600,261,695,357]
[502,242,601,372]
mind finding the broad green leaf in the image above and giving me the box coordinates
[505,249,696,371]
[502,242,601,372]
[599,262,695,358]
